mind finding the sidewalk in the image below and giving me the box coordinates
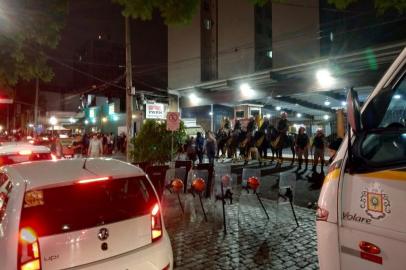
[162,187,319,270]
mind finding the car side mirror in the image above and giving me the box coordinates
[346,88,362,134]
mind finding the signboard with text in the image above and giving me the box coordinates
[146,103,165,119]
[166,112,180,131]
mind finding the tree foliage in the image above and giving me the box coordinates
[131,119,187,164]
[328,0,406,14]
[113,0,278,25]
[0,0,67,87]
[113,0,200,25]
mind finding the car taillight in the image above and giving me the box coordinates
[18,227,41,270]
[151,203,162,242]
[316,206,329,222]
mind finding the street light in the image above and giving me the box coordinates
[49,116,57,136]
[276,106,282,111]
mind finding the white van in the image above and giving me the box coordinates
[317,47,406,270]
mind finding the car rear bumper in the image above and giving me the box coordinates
[69,231,173,270]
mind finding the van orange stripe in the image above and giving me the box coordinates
[362,170,406,181]
[323,169,341,184]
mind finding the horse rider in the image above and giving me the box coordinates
[244,118,262,166]
[229,119,242,160]
[216,118,232,158]
[276,112,290,165]
[295,126,310,172]
[258,117,272,159]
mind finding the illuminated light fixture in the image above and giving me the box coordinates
[276,95,282,98]
[84,120,89,125]
[267,50,273,58]
[188,93,201,106]
[324,100,331,106]
[394,94,401,99]
[240,83,255,98]
[49,116,57,126]
[296,113,302,118]
[113,115,119,121]
[77,176,111,184]
[316,69,334,88]
[91,118,97,124]
[265,114,271,119]
[19,150,33,156]
[132,114,136,119]
[276,106,282,111]
[209,112,213,116]
[0,125,3,131]
[341,101,347,106]
[28,123,34,128]
[69,117,76,124]
[102,117,108,123]
[323,115,330,120]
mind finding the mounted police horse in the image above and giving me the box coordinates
[269,127,296,167]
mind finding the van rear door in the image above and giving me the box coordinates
[19,176,160,270]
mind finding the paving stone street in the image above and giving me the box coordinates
[162,163,321,270]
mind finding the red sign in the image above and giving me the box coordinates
[166,112,180,131]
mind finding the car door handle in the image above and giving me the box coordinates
[359,241,381,254]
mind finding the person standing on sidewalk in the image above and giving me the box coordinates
[88,133,103,158]
[295,126,310,172]
[196,132,205,164]
[311,129,326,173]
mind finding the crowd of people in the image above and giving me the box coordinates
[64,132,128,158]
[175,114,343,174]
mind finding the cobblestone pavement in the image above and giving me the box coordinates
[162,187,319,270]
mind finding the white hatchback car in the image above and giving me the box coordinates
[0,158,173,270]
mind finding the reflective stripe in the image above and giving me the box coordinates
[362,170,406,181]
[323,169,341,184]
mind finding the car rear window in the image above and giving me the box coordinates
[0,153,52,166]
[20,176,156,237]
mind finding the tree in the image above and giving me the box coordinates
[328,0,406,14]
[130,119,187,164]
[0,0,67,87]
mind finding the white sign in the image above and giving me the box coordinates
[0,98,13,104]
[146,103,165,119]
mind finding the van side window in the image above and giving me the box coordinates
[360,75,406,165]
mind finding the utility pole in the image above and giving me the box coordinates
[34,78,39,135]
[125,16,133,162]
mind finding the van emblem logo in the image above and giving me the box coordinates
[98,228,109,241]
[360,183,391,220]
